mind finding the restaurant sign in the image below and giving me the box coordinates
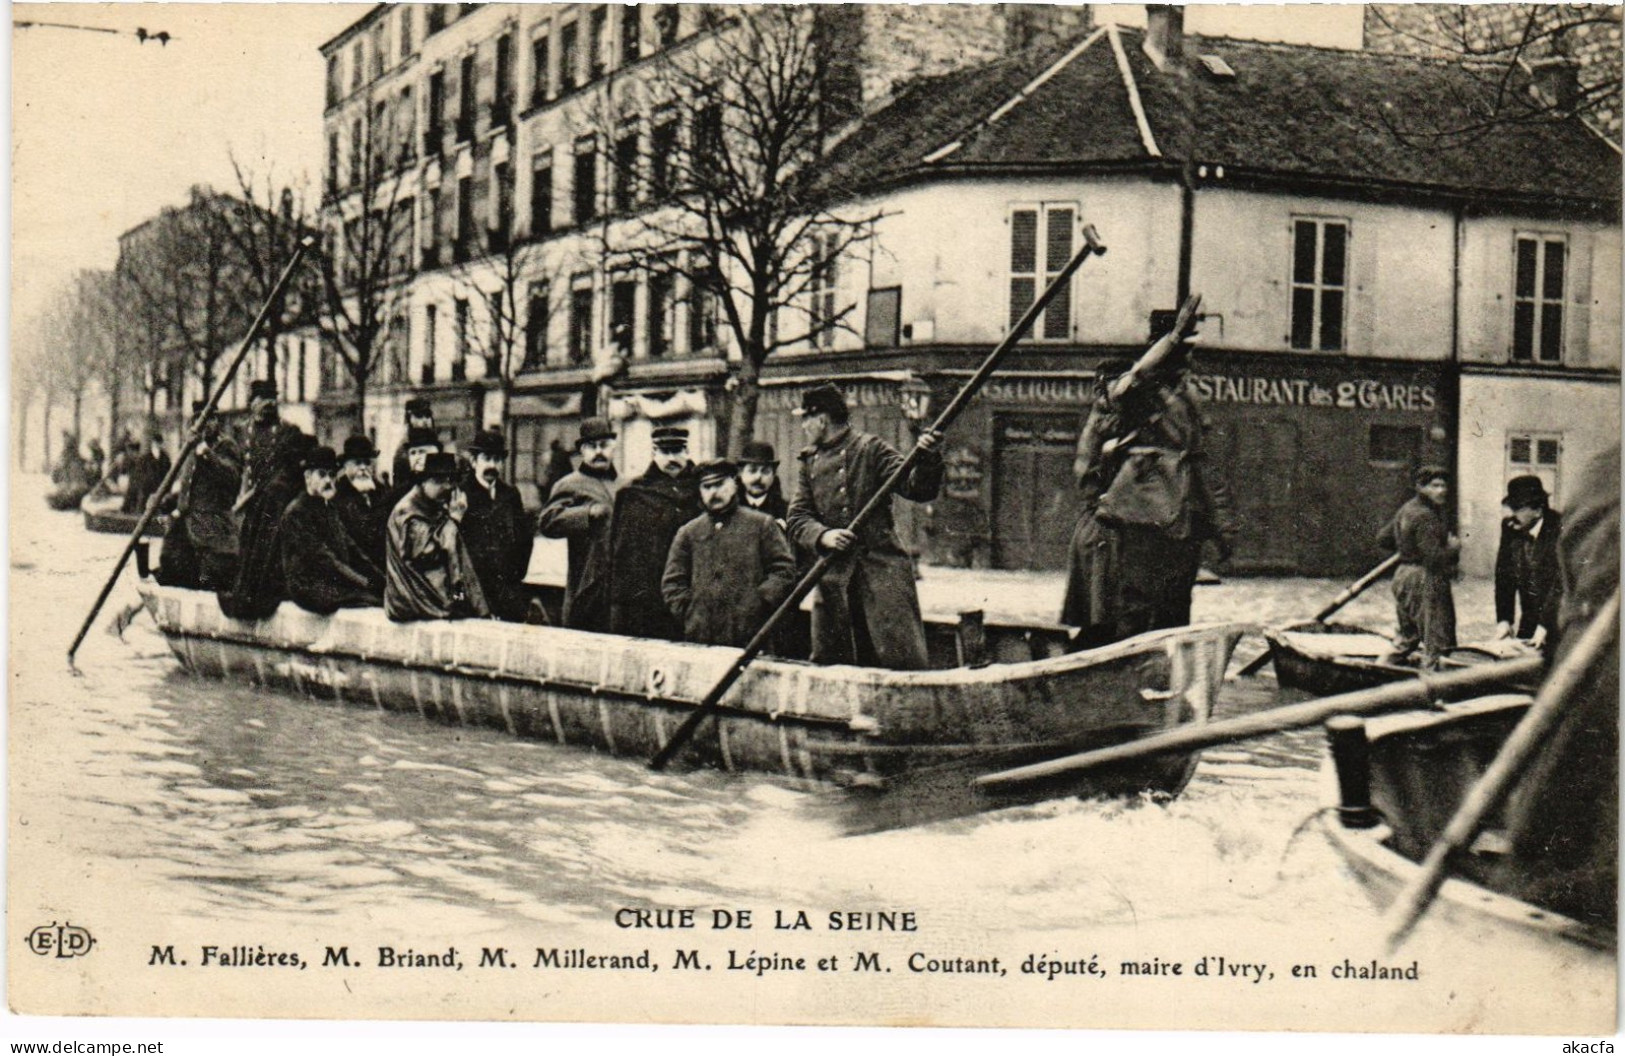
[1187,373,1437,413]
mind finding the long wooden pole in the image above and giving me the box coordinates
[67,236,316,669]
[1383,588,1619,951]
[972,655,1545,790]
[648,225,1110,770]
[1239,553,1402,676]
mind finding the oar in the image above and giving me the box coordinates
[972,655,1545,791]
[67,236,316,671]
[648,225,1112,770]
[1383,588,1619,952]
[1238,553,1402,677]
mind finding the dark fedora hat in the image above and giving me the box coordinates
[341,434,378,463]
[405,426,441,450]
[249,379,277,401]
[576,416,617,447]
[422,451,460,480]
[695,458,738,483]
[1503,474,1549,509]
[793,383,847,420]
[1414,464,1450,487]
[739,440,777,466]
[301,446,339,472]
[651,425,690,449]
[468,427,508,458]
[405,396,433,419]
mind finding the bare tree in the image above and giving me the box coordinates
[1365,4,1622,144]
[224,156,324,388]
[597,6,880,454]
[38,270,119,442]
[316,110,414,430]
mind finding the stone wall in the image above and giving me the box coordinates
[1364,4,1621,142]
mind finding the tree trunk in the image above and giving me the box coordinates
[354,372,368,436]
[17,399,29,474]
[41,401,53,474]
[726,364,763,458]
[73,390,83,442]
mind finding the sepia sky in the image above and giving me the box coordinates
[8,2,1365,331]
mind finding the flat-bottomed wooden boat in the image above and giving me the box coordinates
[1264,621,1534,696]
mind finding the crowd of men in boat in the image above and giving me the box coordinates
[152,378,949,668]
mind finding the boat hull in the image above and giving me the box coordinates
[81,481,168,536]
[1266,622,1535,696]
[1319,696,1615,966]
[139,584,1243,795]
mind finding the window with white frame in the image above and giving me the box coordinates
[1009,203,1076,340]
[1513,233,1566,364]
[1506,432,1562,507]
[1290,217,1348,351]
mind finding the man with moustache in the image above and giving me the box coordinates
[1493,474,1563,653]
[234,380,303,525]
[333,434,388,568]
[662,459,796,648]
[786,384,942,669]
[607,425,702,641]
[385,451,490,622]
[460,428,535,623]
[383,426,442,516]
[279,446,383,614]
[538,417,622,631]
[738,441,789,525]
[391,396,436,487]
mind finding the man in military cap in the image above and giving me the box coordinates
[739,440,789,525]
[662,459,797,648]
[1378,464,1459,669]
[786,384,942,669]
[279,446,383,614]
[460,428,536,622]
[392,396,436,487]
[1494,474,1563,651]
[385,451,490,621]
[608,424,701,640]
[333,434,388,567]
[538,417,622,631]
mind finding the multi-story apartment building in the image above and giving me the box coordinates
[317,5,1619,577]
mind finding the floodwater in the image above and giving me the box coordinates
[8,477,1604,1033]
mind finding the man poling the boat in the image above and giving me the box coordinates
[607,425,701,642]
[385,451,490,622]
[787,384,943,670]
[662,458,797,649]
[278,445,383,615]
[538,416,622,632]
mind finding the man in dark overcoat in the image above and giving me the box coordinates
[785,384,943,669]
[333,434,389,569]
[537,417,621,631]
[739,440,789,524]
[122,429,172,515]
[1494,474,1564,652]
[234,380,304,526]
[608,425,700,641]
[279,446,383,614]
[385,452,490,622]
[662,459,797,648]
[161,404,243,591]
[220,430,314,620]
[460,428,536,622]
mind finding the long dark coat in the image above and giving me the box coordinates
[279,493,382,615]
[219,449,307,621]
[786,427,942,669]
[332,476,389,571]
[461,475,536,622]
[1494,510,1564,640]
[160,441,243,591]
[384,487,490,622]
[608,464,700,641]
[662,504,797,647]
[537,465,620,631]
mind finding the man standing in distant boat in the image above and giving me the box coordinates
[662,459,796,648]
[1494,474,1563,653]
[538,417,621,631]
[786,384,942,669]
[333,434,388,568]
[385,451,489,622]
[1378,465,1459,669]
[280,446,383,614]
[608,425,701,640]
[459,427,536,623]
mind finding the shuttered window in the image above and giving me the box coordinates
[1009,203,1076,341]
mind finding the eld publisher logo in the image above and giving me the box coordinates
[26,922,94,958]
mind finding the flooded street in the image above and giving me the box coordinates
[8,476,1601,1033]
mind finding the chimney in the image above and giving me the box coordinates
[1143,5,1184,71]
[1528,56,1581,113]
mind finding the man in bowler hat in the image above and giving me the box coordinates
[460,427,536,622]
[392,396,436,487]
[279,446,383,614]
[538,417,622,631]
[739,440,789,525]
[1495,474,1563,651]
[786,384,943,669]
[608,424,701,640]
[333,434,389,566]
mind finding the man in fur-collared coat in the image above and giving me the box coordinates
[785,385,942,669]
